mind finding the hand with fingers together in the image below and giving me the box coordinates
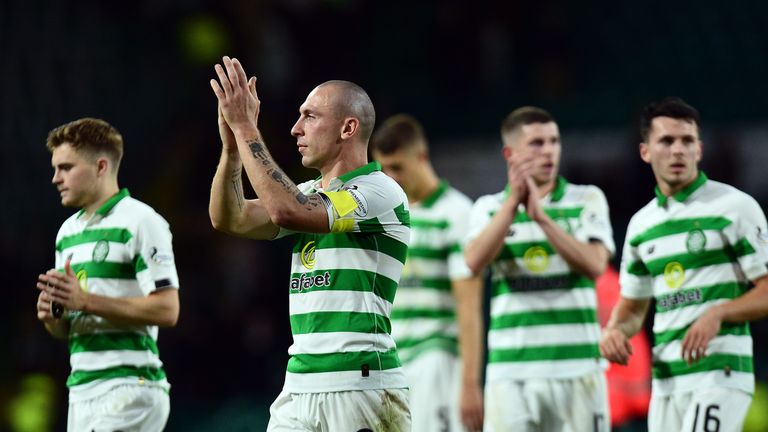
[504,151,534,207]
[681,306,723,365]
[37,258,88,313]
[36,289,57,322]
[524,176,547,222]
[210,56,260,133]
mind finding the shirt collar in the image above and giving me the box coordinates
[77,188,130,219]
[655,171,707,207]
[418,180,449,209]
[311,161,381,192]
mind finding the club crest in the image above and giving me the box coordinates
[92,240,109,263]
[685,229,706,254]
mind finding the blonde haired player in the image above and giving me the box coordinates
[37,118,180,431]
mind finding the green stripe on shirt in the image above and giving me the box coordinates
[490,308,597,329]
[645,247,746,276]
[654,321,750,345]
[69,333,159,355]
[399,277,452,291]
[497,241,556,260]
[56,228,133,251]
[629,217,733,247]
[489,343,600,363]
[511,207,583,223]
[290,311,392,335]
[652,354,753,379]
[390,308,455,320]
[287,349,402,373]
[67,365,166,387]
[65,261,137,279]
[408,247,450,260]
[410,219,449,229]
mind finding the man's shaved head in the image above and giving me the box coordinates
[317,80,376,143]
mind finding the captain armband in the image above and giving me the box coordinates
[321,190,362,233]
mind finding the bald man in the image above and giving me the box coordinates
[209,57,411,431]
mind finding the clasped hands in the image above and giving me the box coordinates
[36,258,85,321]
[505,152,545,221]
[210,56,261,149]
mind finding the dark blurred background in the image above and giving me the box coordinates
[3,1,768,430]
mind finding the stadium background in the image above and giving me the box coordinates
[3,0,768,430]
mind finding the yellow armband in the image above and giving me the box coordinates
[323,191,359,233]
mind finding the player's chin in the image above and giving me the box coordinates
[300,155,319,169]
[61,196,79,208]
[534,173,555,185]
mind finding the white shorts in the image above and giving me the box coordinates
[267,388,411,432]
[484,371,610,432]
[649,387,751,432]
[403,350,463,432]
[67,384,170,432]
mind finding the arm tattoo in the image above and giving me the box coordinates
[249,140,268,160]
[294,193,322,209]
[246,138,322,211]
[303,194,323,209]
[231,167,244,211]
[246,139,298,193]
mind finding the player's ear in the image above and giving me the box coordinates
[696,140,703,163]
[417,147,429,162]
[96,157,110,176]
[639,142,651,163]
[502,145,513,161]
[340,117,359,140]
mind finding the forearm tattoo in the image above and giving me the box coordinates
[249,141,266,160]
[246,138,322,211]
[231,167,244,211]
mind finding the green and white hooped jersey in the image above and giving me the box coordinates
[467,177,615,382]
[620,172,768,396]
[390,181,473,364]
[275,162,410,393]
[54,189,179,402]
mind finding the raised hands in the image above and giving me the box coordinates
[504,150,534,208]
[525,176,547,222]
[217,103,237,152]
[210,56,260,134]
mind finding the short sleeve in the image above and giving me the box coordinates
[446,196,474,280]
[575,186,615,255]
[464,195,497,245]
[619,219,654,299]
[321,175,407,234]
[134,213,179,295]
[727,195,768,282]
